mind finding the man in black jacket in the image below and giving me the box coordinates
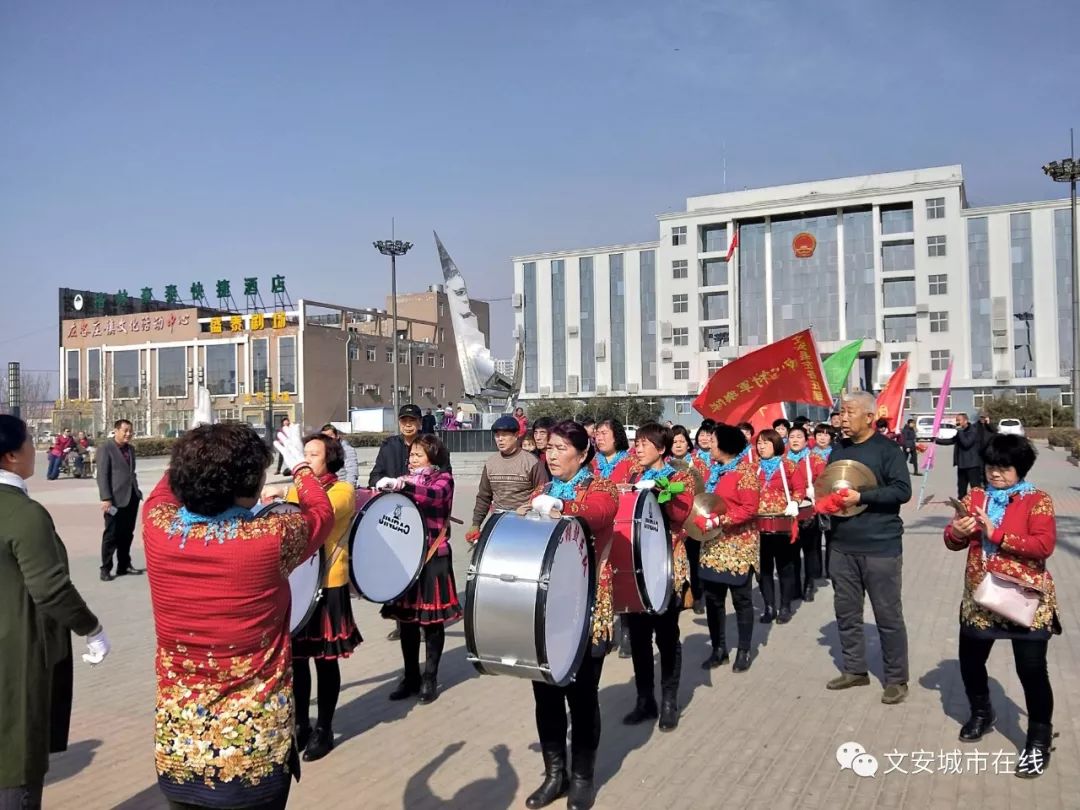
[947,413,984,498]
[421,409,437,435]
[369,404,423,486]
[899,418,919,476]
[96,419,143,581]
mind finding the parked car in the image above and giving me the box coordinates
[915,415,957,441]
[623,424,638,442]
[998,418,1025,436]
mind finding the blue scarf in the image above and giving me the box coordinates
[758,456,782,484]
[695,449,712,466]
[596,450,629,479]
[707,456,742,491]
[787,447,810,464]
[737,445,752,464]
[982,480,1035,556]
[547,467,592,501]
[171,505,254,549]
[811,446,832,462]
[641,463,677,482]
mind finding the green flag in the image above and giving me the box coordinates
[822,339,863,395]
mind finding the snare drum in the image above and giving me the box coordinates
[347,491,427,603]
[797,500,815,526]
[252,501,324,633]
[756,514,793,534]
[609,490,673,614]
[465,512,595,687]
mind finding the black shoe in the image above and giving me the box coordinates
[760,607,775,624]
[702,648,729,669]
[567,749,597,810]
[1016,722,1055,778]
[692,599,705,615]
[302,726,333,761]
[732,649,752,673]
[387,626,401,641]
[803,583,816,602]
[525,747,568,809]
[100,570,115,582]
[621,695,658,725]
[418,674,439,704]
[388,678,420,701]
[295,721,312,752]
[117,567,145,576]
[658,693,679,732]
[959,697,995,742]
[776,607,792,624]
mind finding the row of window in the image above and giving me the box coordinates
[347,345,447,367]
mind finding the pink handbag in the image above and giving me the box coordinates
[973,571,1042,627]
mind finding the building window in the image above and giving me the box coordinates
[440,354,446,368]
[972,390,993,409]
[932,392,953,410]
[904,394,913,413]
[1012,212,1036,379]
[385,349,394,364]
[427,353,435,367]
[206,344,238,396]
[843,210,876,350]
[706,359,723,375]
[523,261,538,394]
[366,346,376,362]
[673,361,690,380]
[348,345,360,361]
[928,235,947,257]
[113,350,140,399]
[438,302,445,317]
[671,226,687,246]
[551,259,567,393]
[891,352,909,372]
[640,250,658,390]
[701,292,729,320]
[701,224,727,253]
[929,311,949,333]
[968,217,992,379]
[65,349,80,400]
[87,348,101,400]
[672,294,688,314]
[278,336,297,394]
[439,383,446,400]
[702,326,729,350]
[674,397,692,415]
[1014,386,1037,404]
[881,241,915,271]
[672,260,688,280]
[930,349,950,371]
[883,314,916,343]
[881,205,914,234]
[252,338,269,389]
[1061,388,1074,408]
[927,197,946,219]
[701,259,728,287]
[609,253,626,390]
[672,327,689,346]
[437,327,445,343]
[882,278,916,308]
[158,347,186,398]
[415,352,424,365]
[770,212,840,341]
[928,274,948,295]
[579,256,595,392]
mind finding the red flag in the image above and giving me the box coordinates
[693,329,832,423]
[746,402,786,434]
[875,358,909,432]
[725,228,739,262]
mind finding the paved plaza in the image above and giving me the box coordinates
[33,446,1080,809]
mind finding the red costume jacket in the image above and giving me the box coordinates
[700,460,761,580]
[755,457,807,515]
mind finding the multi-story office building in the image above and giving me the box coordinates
[512,166,1076,419]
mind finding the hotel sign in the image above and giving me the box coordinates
[66,312,193,339]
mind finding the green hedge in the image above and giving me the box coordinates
[342,433,392,448]
[131,437,179,457]
[1046,428,1080,448]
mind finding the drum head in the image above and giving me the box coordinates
[348,492,427,603]
[251,500,301,519]
[288,551,322,633]
[634,491,673,612]
[540,519,593,685]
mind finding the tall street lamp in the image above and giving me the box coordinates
[1043,128,1080,428]
[373,238,413,414]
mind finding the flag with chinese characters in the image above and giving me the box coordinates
[874,358,909,432]
[692,329,832,422]
[746,401,787,434]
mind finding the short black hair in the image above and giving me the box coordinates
[712,424,748,457]
[830,411,840,418]
[788,425,809,442]
[596,419,630,452]
[792,416,810,427]
[755,428,785,456]
[581,417,596,427]
[695,420,716,445]
[772,418,791,431]
[533,417,556,432]
[414,434,451,470]
[814,424,833,436]
[169,423,273,515]
[550,419,596,466]
[983,434,1037,479]
[303,432,345,474]
[875,418,890,430]
[0,414,28,457]
[320,423,340,437]
[736,421,754,435]
[114,419,132,430]
[279,416,290,425]
[635,422,672,455]
[670,425,692,446]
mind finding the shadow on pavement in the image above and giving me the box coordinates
[816,620,886,683]
[919,658,1025,748]
[111,784,168,808]
[402,741,517,810]
[45,738,102,785]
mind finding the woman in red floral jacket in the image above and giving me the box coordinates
[944,434,1060,779]
[753,429,806,625]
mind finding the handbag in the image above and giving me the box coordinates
[973,570,1042,627]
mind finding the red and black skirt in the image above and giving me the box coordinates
[292,585,363,659]
[381,552,462,625]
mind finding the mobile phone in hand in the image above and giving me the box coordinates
[947,497,968,517]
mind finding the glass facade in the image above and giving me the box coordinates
[640,250,657,390]
[843,209,876,341]
[881,205,914,234]
[701,292,729,320]
[66,349,79,400]
[967,217,992,379]
[206,344,237,396]
[881,241,915,271]
[882,278,916,308]
[1055,208,1074,376]
[551,260,566,393]
[701,259,728,286]
[523,262,538,393]
[701,224,727,253]
[702,325,729,350]
[737,223,767,346]
[883,315,916,343]
[1010,212,1035,378]
[158,347,186,398]
[579,257,595,392]
[252,338,269,390]
[279,336,297,393]
[113,350,140,399]
[771,213,839,340]
[609,254,625,390]
[87,348,101,399]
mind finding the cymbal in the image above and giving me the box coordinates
[669,457,705,497]
[815,459,876,517]
[684,492,727,543]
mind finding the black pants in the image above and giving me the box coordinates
[293,657,341,730]
[101,497,140,574]
[758,532,798,610]
[959,634,1054,724]
[533,652,605,753]
[703,577,754,652]
[799,522,822,587]
[167,784,290,810]
[905,447,919,474]
[831,549,909,685]
[399,622,445,685]
[0,783,42,810]
[626,604,681,698]
[957,466,984,499]
[685,540,702,601]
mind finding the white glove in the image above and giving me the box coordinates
[82,627,110,666]
[274,424,305,472]
[783,500,800,518]
[190,387,213,429]
[531,494,564,516]
[634,479,657,491]
[702,514,721,530]
[806,485,816,502]
[375,476,404,492]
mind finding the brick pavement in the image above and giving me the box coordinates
[31,447,1080,809]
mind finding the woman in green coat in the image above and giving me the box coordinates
[0,415,109,809]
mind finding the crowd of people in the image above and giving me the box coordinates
[0,390,1063,808]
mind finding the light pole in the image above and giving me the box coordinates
[7,362,20,420]
[373,238,413,414]
[1043,128,1080,428]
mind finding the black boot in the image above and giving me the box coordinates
[418,674,439,704]
[621,694,658,725]
[760,606,775,624]
[618,621,632,659]
[692,598,705,615]
[658,692,679,732]
[803,581,816,602]
[525,747,568,809]
[388,678,420,701]
[295,720,312,752]
[1016,722,1055,778]
[567,749,597,810]
[959,695,995,742]
[702,647,729,669]
[302,726,333,761]
[732,649,752,673]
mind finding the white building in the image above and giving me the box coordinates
[512,166,1077,420]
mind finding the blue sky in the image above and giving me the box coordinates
[2,0,1078,380]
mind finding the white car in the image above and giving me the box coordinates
[998,418,1025,436]
[624,424,638,442]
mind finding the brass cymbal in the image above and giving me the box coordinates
[815,459,876,517]
[684,492,727,543]
[669,457,705,496]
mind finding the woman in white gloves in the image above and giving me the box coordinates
[0,414,107,809]
[520,420,618,810]
[753,429,807,626]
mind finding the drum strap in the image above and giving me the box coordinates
[424,525,450,565]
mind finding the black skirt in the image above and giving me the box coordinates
[292,585,362,659]
[381,552,462,625]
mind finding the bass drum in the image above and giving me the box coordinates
[465,512,595,687]
[252,500,324,633]
[347,491,427,603]
[609,489,672,614]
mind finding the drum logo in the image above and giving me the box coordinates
[378,504,412,534]
[643,502,661,534]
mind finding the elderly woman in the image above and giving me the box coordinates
[143,422,333,809]
[944,434,1060,778]
[0,415,107,810]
